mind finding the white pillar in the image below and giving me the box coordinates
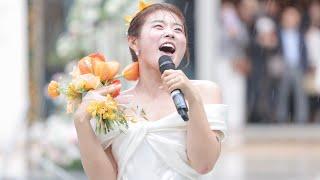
[195,0,220,81]
[0,0,28,177]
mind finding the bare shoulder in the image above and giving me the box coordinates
[190,80,222,104]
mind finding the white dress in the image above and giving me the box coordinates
[93,104,228,180]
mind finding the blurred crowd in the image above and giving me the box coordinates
[217,0,320,127]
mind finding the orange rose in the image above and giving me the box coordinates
[105,61,120,80]
[78,53,106,75]
[48,81,60,98]
[92,61,120,81]
[88,52,106,61]
[122,62,139,81]
[92,61,109,81]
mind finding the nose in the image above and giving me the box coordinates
[163,28,175,39]
[164,33,174,39]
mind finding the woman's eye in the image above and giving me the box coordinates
[175,28,183,32]
[154,24,163,29]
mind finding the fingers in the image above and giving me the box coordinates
[163,73,178,82]
[160,69,188,93]
[161,69,175,79]
[166,76,180,87]
[161,69,183,76]
[95,83,122,96]
[168,83,180,93]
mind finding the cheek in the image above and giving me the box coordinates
[139,31,160,50]
[178,37,187,57]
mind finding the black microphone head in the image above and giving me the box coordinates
[158,55,175,74]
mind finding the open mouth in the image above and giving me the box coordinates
[159,42,176,54]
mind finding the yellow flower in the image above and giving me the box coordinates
[66,83,81,100]
[86,93,128,134]
[125,0,152,25]
[124,15,133,25]
[87,101,103,117]
[87,95,118,120]
[139,0,151,11]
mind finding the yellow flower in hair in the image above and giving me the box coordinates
[139,0,151,11]
[124,15,133,25]
[125,0,152,25]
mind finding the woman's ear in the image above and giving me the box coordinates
[128,36,139,53]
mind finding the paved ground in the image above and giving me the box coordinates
[213,142,320,180]
[1,125,320,180]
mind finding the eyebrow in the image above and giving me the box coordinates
[150,20,184,28]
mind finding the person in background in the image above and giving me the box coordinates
[237,0,259,35]
[236,0,262,123]
[217,1,249,141]
[261,0,280,23]
[249,16,282,123]
[305,0,320,123]
[277,7,309,124]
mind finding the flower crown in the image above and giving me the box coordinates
[124,0,152,25]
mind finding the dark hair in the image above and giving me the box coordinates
[127,3,190,69]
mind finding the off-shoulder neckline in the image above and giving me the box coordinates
[135,103,227,123]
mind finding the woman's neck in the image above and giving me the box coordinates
[133,62,167,99]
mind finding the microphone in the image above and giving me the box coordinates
[159,55,189,121]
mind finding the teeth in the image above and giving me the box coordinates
[159,42,176,54]
[161,43,175,49]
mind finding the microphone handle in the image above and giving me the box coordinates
[171,89,189,121]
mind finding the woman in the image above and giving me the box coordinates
[73,3,227,180]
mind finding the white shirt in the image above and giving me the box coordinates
[281,29,300,68]
[306,27,320,92]
[93,104,228,180]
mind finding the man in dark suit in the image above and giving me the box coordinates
[277,7,309,123]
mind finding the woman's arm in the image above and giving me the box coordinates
[74,117,117,180]
[161,70,223,174]
[185,81,222,174]
[73,85,120,180]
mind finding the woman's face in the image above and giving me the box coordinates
[135,10,187,69]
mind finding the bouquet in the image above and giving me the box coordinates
[47,52,139,134]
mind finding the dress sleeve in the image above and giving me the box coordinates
[204,104,228,141]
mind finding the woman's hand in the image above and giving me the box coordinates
[160,69,201,103]
[73,83,122,122]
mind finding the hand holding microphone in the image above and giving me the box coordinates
[159,55,191,121]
